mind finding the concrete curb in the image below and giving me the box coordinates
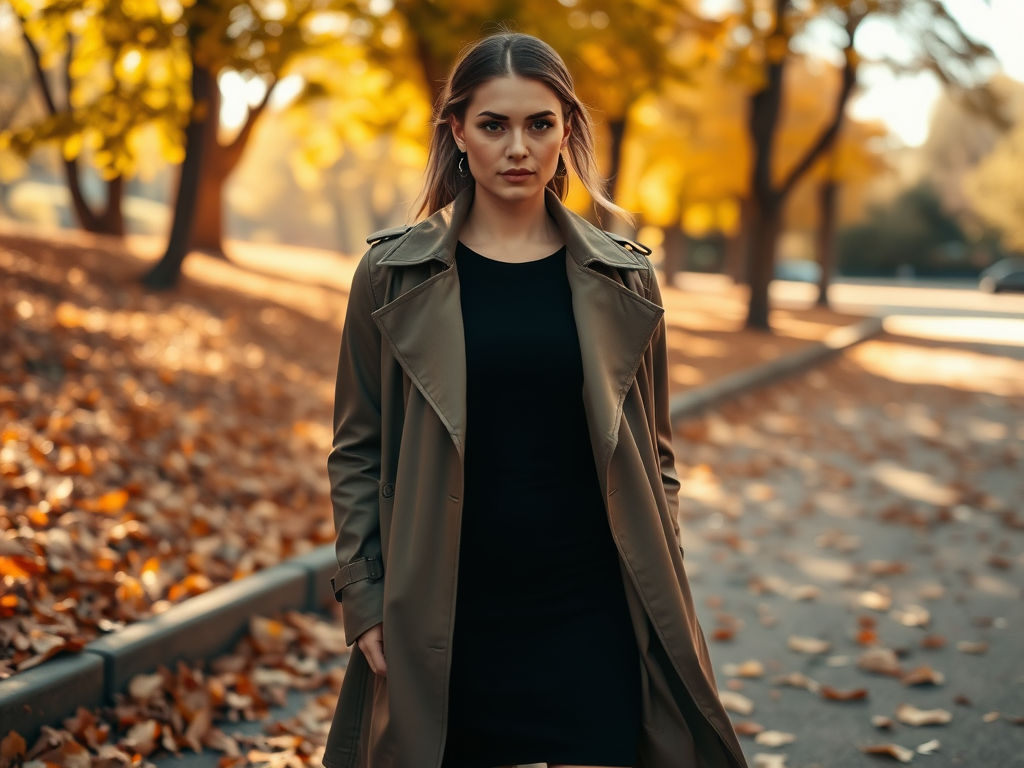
[669,315,884,424]
[0,544,339,741]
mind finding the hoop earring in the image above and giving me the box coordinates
[457,152,469,177]
[555,152,568,178]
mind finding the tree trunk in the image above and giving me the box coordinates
[816,178,838,307]
[188,78,228,257]
[724,197,751,284]
[605,117,627,204]
[142,56,213,290]
[745,197,782,330]
[662,225,686,284]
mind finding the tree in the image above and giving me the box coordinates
[142,0,352,288]
[709,0,997,329]
[3,0,185,236]
[966,119,1024,253]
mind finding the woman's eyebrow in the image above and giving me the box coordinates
[476,110,557,120]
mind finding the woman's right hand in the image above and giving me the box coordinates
[357,623,387,677]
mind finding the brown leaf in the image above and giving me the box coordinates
[821,685,868,701]
[771,672,820,694]
[733,721,766,737]
[754,730,796,747]
[901,665,945,686]
[858,647,902,676]
[723,660,765,678]
[871,715,894,729]
[955,640,989,655]
[0,731,27,768]
[860,743,915,763]
[895,703,953,726]
[920,635,946,649]
[719,691,755,716]
[787,635,831,654]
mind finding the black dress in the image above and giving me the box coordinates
[440,241,641,768]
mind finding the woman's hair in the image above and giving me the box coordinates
[415,31,634,227]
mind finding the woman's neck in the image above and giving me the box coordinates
[456,184,563,262]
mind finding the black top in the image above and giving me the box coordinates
[441,240,640,768]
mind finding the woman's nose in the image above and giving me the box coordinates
[506,129,527,157]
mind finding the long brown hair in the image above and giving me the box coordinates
[414,31,634,227]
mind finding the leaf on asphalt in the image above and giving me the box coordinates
[719,691,755,716]
[733,721,766,737]
[983,711,1001,723]
[872,715,894,729]
[128,672,165,701]
[250,616,299,654]
[901,665,945,686]
[916,739,941,755]
[858,647,903,676]
[752,754,788,768]
[857,590,892,611]
[895,703,953,726]
[920,635,946,649]
[955,640,989,655]
[821,685,868,701]
[788,635,831,654]
[890,604,930,628]
[723,659,765,678]
[772,672,821,694]
[754,730,796,747]
[121,720,160,757]
[860,743,915,763]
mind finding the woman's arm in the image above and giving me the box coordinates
[647,268,682,544]
[327,253,387,648]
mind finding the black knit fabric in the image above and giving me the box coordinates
[440,241,641,768]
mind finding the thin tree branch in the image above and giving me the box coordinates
[16,13,58,116]
[777,12,864,199]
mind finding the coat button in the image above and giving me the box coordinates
[381,483,395,498]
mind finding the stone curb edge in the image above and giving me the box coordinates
[669,315,885,424]
[0,544,339,741]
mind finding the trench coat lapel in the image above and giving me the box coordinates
[369,185,663,469]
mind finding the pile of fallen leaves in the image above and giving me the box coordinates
[0,238,340,678]
[1,611,348,768]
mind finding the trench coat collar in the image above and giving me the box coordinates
[371,184,663,467]
[377,185,647,271]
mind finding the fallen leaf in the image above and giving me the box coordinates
[920,635,946,650]
[901,665,945,686]
[916,739,940,755]
[733,721,765,737]
[0,732,27,768]
[895,703,953,726]
[719,691,755,716]
[752,754,788,768]
[771,672,820,694]
[821,685,869,701]
[983,711,1001,723]
[755,730,796,747]
[861,743,915,763]
[859,647,903,676]
[890,604,930,628]
[787,635,831,654]
[723,660,765,678]
[858,590,892,611]
[872,715,894,729]
[955,640,989,655]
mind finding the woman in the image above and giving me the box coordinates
[324,31,748,768]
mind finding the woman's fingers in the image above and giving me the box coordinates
[358,623,387,677]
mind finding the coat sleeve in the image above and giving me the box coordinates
[647,266,682,543]
[327,251,385,645]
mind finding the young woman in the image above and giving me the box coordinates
[323,31,748,768]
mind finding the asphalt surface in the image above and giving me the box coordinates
[675,332,1024,767]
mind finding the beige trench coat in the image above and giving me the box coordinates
[323,184,749,768]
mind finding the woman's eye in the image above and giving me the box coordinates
[533,120,554,130]
[482,121,503,131]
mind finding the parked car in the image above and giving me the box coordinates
[774,259,822,283]
[978,257,1024,293]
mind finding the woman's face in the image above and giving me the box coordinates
[449,75,571,203]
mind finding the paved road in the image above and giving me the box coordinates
[675,332,1024,767]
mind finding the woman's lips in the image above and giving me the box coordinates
[500,171,534,183]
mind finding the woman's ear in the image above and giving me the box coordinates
[561,111,572,150]
[449,115,466,152]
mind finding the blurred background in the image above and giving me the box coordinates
[1,0,1022,323]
